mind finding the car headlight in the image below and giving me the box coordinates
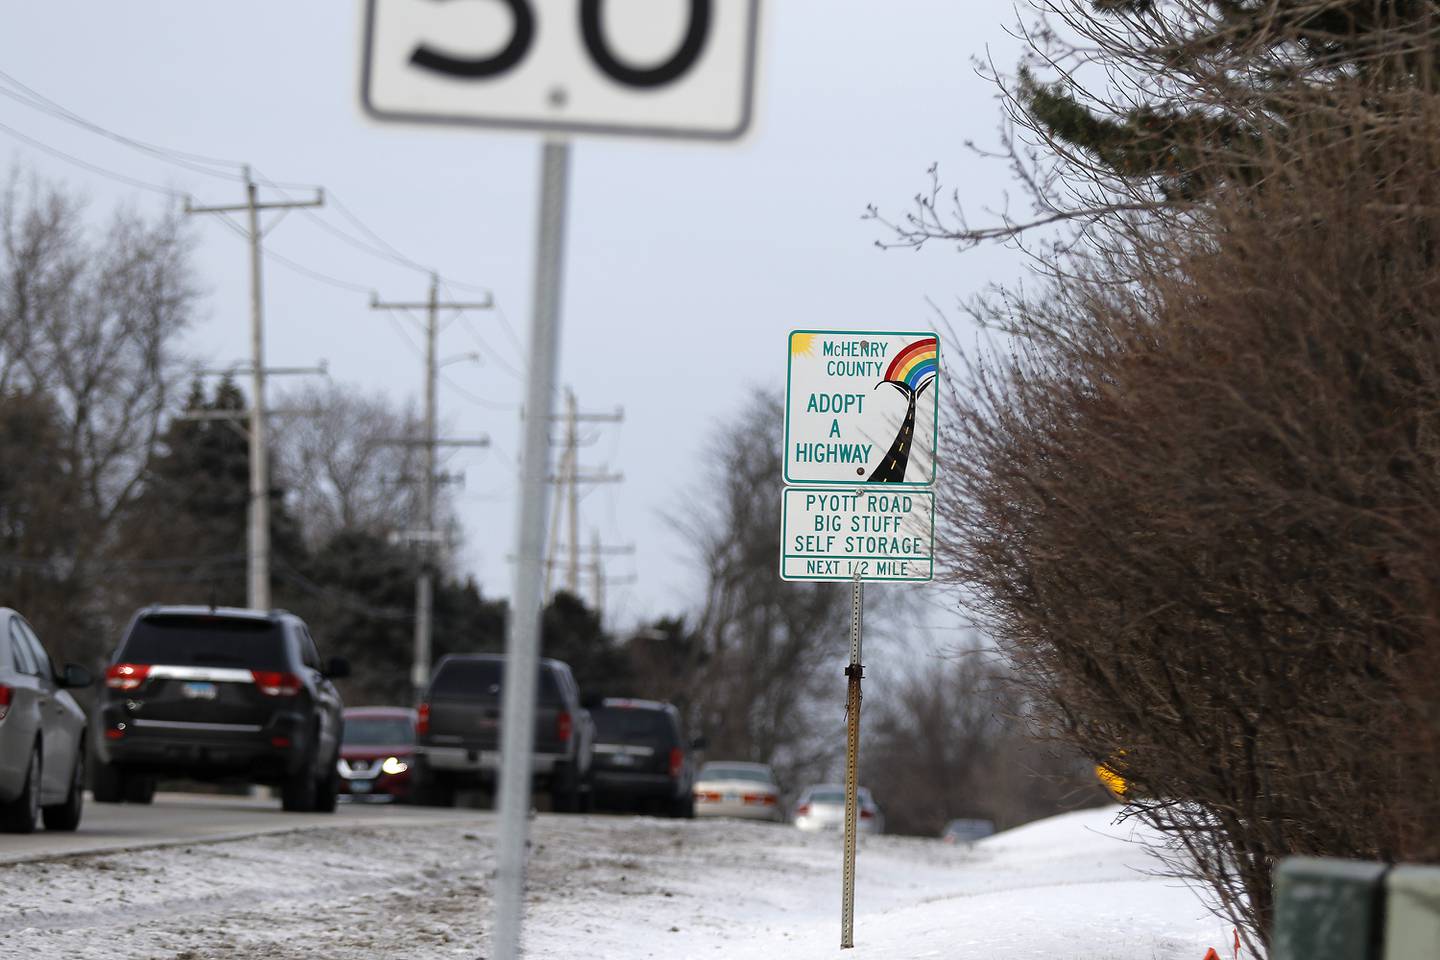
[381,756,409,775]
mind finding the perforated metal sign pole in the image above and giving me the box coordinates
[841,569,864,949]
[493,138,571,960]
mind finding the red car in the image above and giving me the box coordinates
[338,707,416,801]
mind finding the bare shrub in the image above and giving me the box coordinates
[935,82,1440,951]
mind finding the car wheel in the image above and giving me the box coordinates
[42,743,85,831]
[312,752,340,814]
[281,758,318,812]
[670,792,695,820]
[0,746,41,833]
[123,775,156,805]
[411,757,454,807]
[550,767,580,813]
[91,754,126,804]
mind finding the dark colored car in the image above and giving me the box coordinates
[590,698,698,818]
[412,654,594,811]
[338,706,415,802]
[92,606,349,813]
[0,608,92,833]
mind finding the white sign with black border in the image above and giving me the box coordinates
[361,0,762,141]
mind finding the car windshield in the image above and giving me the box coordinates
[121,615,287,671]
[343,717,413,746]
[807,790,847,804]
[593,707,674,744]
[430,658,563,704]
[699,764,773,784]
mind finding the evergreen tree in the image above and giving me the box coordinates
[540,591,627,699]
[116,377,305,610]
[1017,1,1440,195]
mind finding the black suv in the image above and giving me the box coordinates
[412,654,594,811]
[590,698,699,818]
[92,606,349,812]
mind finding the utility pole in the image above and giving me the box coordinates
[372,276,492,697]
[543,389,623,600]
[566,391,580,595]
[590,529,603,615]
[186,168,323,610]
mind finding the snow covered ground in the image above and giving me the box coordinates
[0,803,1232,960]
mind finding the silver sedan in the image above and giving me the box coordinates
[792,783,884,834]
[692,761,784,822]
[0,608,91,833]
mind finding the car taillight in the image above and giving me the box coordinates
[251,671,302,696]
[696,790,721,802]
[668,747,683,778]
[557,710,572,743]
[796,803,811,817]
[416,702,430,736]
[860,808,874,819]
[743,793,777,806]
[106,663,150,691]
[0,684,10,721]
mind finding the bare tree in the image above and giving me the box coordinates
[0,171,196,660]
[864,649,1103,836]
[271,381,424,549]
[676,389,851,792]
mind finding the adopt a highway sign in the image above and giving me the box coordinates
[780,487,935,583]
[785,330,940,486]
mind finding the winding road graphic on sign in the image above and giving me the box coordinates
[867,337,938,483]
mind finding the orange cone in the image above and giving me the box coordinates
[1202,949,1221,960]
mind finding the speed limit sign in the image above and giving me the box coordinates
[361,0,762,140]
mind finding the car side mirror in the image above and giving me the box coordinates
[690,735,707,751]
[323,656,351,679]
[58,663,93,689]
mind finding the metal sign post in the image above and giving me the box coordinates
[363,9,764,957]
[841,571,864,949]
[492,138,571,960]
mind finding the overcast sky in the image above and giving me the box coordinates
[0,2,1025,636]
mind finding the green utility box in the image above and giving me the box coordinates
[1272,858,1387,960]
[1383,865,1440,960]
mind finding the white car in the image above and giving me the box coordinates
[693,761,783,822]
[792,784,884,834]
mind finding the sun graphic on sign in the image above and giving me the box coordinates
[790,333,818,357]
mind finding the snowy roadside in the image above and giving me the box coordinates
[0,805,1230,960]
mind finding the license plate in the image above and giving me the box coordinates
[725,792,741,803]
[350,779,374,794]
[181,681,217,700]
[611,754,635,766]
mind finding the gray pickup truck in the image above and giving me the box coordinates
[411,654,594,811]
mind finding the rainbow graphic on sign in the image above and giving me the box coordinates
[882,337,939,393]
[868,336,939,483]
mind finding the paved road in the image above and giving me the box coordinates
[0,791,487,863]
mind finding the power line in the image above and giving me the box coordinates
[0,69,498,296]
[380,306,517,412]
[0,118,186,200]
[0,69,248,178]
[457,310,525,382]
